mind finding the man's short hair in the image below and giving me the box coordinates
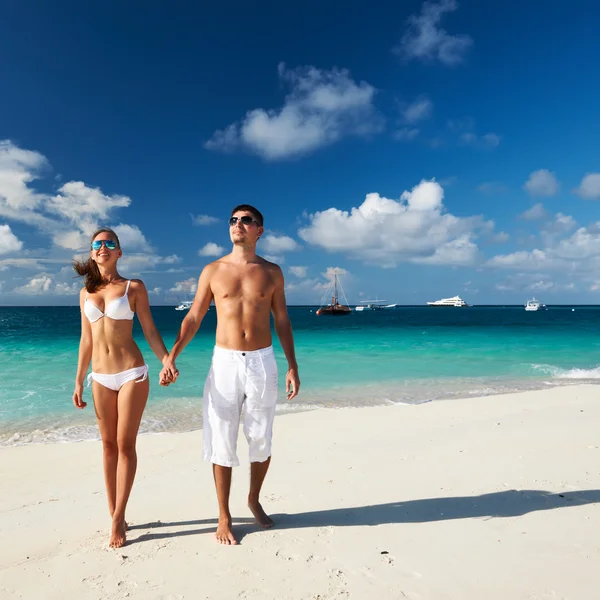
[231,204,264,227]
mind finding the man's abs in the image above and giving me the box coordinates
[214,300,273,351]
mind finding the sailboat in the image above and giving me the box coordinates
[316,271,352,316]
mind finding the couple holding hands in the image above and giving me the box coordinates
[73,205,300,548]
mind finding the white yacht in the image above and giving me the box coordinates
[175,300,193,311]
[525,298,545,311]
[427,295,468,307]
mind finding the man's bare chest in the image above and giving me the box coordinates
[211,272,274,300]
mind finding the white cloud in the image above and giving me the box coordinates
[0,257,49,270]
[169,277,198,294]
[519,203,547,221]
[46,181,130,221]
[448,119,500,149]
[393,128,420,142]
[120,253,180,274]
[524,169,559,197]
[495,273,576,294]
[150,287,163,295]
[112,224,152,252]
[14,275,52,294]
[460,132,500,149]
[263,254,284,264]
[199,242,225,257]
[415,235,481,266]
[314,267,348,290]
[488,221,600,274]
[574,173,600,200]
[192,214,220,226]
[401,96,433,124]
[298,180,491,268]
[0,140,48,211]
[477,182,507,194]
[490,231,510,244]
[12,273,77,296]
[0,141,188,303]
[394,0,472,66]
[487,249,558,270]
[261,234,300,254]
[544,213,576,235]
[205,63,383,160]
[289,266,308,278]
[0,224,23,254]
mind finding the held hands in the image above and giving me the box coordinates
[159,358,179,387]
[285,367,300,401]
[72,383,87,409]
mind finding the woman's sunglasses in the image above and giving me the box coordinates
[228,216,259,226]
[91,240,118,251]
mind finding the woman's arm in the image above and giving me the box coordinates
[73,288,92,409]
[131,280,177,379]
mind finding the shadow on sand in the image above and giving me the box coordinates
[126,489,600,545]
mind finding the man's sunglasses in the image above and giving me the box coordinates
[91,240,118,251]
[228,216,259,227]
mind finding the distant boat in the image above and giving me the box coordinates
[427,295,469,307]
[175,300,193,311]
[316,271,352,316]
[525,298,546,311]
[355,300,398,311]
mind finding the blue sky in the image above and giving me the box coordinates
[1,0,599,305]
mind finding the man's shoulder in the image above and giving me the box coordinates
[202,257,230,274]
[257,256,282,272]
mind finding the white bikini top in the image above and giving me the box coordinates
[84,280,135,323]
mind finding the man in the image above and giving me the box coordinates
[160,204,300,545]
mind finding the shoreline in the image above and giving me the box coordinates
[2,376,600,447]
[2,384,600,599]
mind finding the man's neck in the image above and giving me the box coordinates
[230,245,258,264]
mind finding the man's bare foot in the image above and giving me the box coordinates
[248,500,274,528]
[109,519,127,548]
[215,516,237,545]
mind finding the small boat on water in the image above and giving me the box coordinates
[355,300,398,311]
[316,271,352,316]
[175,300,193,311]
[426,295,468,307]
[525,298,546,311]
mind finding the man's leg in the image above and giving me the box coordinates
[248,457,274,528]
[203,348,243,545]
[243,348,278,528]
[213,464,237,545]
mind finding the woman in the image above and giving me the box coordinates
[72,227,177,548]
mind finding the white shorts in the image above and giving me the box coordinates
[203,345,278,467]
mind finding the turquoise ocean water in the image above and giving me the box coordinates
[1,305,599,446]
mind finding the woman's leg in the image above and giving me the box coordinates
[92,381,119,520]
[110,376,149,548]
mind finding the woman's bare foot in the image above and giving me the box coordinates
[109,519,127,548]
[215,516,237,545]
[248,500,274,528]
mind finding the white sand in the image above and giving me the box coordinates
[1,384,600,600]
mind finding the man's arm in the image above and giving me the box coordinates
[171,264,215,360]
[159,265,214,385]
[271,266,300,400]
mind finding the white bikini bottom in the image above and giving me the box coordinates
[87,364,149,391]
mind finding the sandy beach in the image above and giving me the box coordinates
[1,384,600,599]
